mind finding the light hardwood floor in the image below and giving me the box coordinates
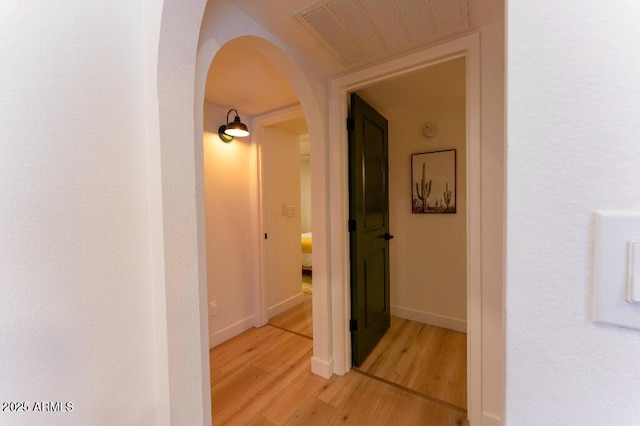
[357,317,467,410]
[268,299,466,411]
[210,325,467,425]
[268,293,313,338]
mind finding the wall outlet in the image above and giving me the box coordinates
[209,301,217,316]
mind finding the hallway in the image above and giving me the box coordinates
[210,325,467,425]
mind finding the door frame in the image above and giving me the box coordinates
[251,105,334,378]
[250,104,309,327]
[328,33,482,423]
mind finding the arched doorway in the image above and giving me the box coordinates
[196,33,331,373]
[155,2,501,424]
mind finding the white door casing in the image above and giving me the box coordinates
[328,33,482,424]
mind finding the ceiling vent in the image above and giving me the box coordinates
[293,0,470,67]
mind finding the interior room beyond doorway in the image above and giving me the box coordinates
[263,118,314,341]
[352,56,468,411]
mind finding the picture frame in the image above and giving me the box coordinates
[411,149,456,214]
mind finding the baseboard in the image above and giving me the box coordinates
[209,315,255,348]
[311,356,334,379]
[391,305,467,333]
[268,292,304,318]
[481,412,502,426]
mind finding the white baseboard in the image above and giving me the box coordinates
[268,292,304,318]
[391,305,467,333]
[311,356,333,379]
[209,315,255,348]
[481,412,502,426]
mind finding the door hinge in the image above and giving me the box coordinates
[346,117,354,131]
[348,219,356,232]
[349,319,358,332]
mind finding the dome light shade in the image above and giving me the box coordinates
[218,109,250,142]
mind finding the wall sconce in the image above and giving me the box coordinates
[218,109,250,142]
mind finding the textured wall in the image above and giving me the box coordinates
[507,1,640,424]
[0,1,161,424]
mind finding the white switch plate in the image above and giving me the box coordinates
[627,241,640,304]
[209,301,217,316]
[593,212,640,329]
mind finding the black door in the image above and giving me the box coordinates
[348,93,392,367]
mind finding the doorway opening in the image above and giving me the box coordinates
[348,57,468,413]
[329,33,481,424]
[201,37,328,420]
[260,111,314,341]
[197,33,333,388]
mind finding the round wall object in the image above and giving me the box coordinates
[423,122,438,138]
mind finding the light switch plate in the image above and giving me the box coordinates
[593,212,640,329]
[627,241,640,304]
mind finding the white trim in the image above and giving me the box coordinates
[482,412,503,426]
[268,293,305,318]
[252,104,306,328]
[391,306,467,333]
[328,33,482,424]
[465,33,483,426]
[249,119,267,328]
[209,315,255,348]
[250,104,335,380]
[311,356,334,379]
[252,104,306,126]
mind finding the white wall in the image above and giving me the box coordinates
[157,0,212,422]
[263,126,303,317]
[0,1,162,425]
[357,58,467,332]
[203,102,255,347]
[507,2,640,425]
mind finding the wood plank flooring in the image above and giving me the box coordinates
[357,317,467,410]
[210,325,467,425]
[268,299,466,411]
[268,294,313,338]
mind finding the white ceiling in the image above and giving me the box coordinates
[357,56,466,116]
[205,42,300,116]
[293,0,470,67]
[204,0,502,118]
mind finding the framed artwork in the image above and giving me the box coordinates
[411,149,456,214]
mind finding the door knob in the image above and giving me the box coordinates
[380,233,394,240]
